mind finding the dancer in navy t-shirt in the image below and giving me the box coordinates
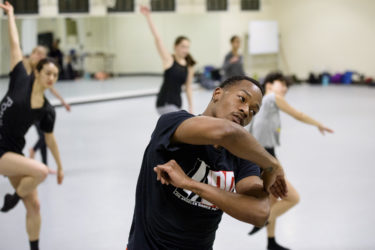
[127,75,288,250]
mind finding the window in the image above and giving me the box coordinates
[7,0,38,14]
[108,0,134,12]
[207,0,227,11]
[59,0,89,13]
[150,0,175,12]
[66,18,78,36]
[241,0,260,11]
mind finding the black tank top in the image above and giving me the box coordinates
[156,58,188,108]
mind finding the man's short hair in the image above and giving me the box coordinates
[220,76,264,96]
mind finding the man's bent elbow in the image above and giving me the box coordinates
[246,204,270,227]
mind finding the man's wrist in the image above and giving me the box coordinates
[263,166,275,174]
[184,178,197,191]
[263,162,281,174]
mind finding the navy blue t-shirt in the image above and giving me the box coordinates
[127,111,260,250]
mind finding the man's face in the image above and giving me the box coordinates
[212,80,262,126]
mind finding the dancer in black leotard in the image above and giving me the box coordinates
[0,2,64,250]
[140,5,196,115]
[23,46,71,165]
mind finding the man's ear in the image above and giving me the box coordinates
[212,87,223,103]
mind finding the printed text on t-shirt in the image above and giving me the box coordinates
[173,158,235,211]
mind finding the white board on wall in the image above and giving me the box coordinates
[249,21,279,55]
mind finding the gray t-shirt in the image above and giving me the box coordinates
[222,52,245,80]
[249,93,281,148]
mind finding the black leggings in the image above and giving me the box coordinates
[33,123,47,165]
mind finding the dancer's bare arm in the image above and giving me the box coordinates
[0,2,23,69]
[140,5,173,69]
[185,67,195,113]
[44,133,64,184]
[49,88,71,111]
[275,94,334,135]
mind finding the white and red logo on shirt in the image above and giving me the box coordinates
[173,158,234,211]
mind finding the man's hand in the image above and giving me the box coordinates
[153,160,191,189]
[269,175,287,198]
[262,165,287,199]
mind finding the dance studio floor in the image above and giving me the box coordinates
[0,77,374,250]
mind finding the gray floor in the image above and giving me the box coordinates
[0,77,375,250]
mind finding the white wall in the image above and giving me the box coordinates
[0,0,274,75]
[273,0,375,78]
[108,13,223,73]
[37,18,65,39]
[1,19,22,75]
[80,0,276,74]
[21,19,37,55]
[1,0,374,78]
